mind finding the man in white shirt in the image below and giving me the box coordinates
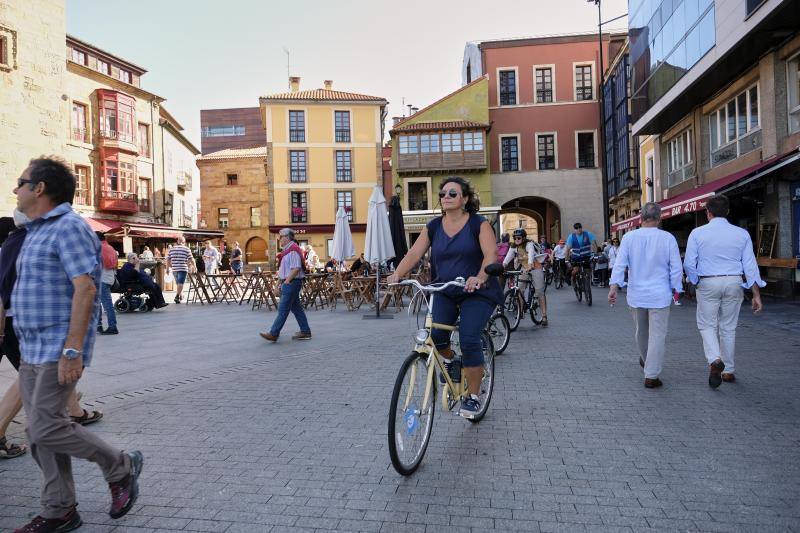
[683,194,764,388]
[608,202,683,388]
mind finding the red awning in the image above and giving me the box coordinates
[83,218,124,233]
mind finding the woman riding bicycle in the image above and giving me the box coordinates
[503,228,549,326]
[387,176,502,419]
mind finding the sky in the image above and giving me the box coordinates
[66,0,628,147]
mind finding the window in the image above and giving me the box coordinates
[463,131,484,151]
[499,69,517,105]
[709,84,760,151]
[398,135,418,154]
[289,110,305,142]
[137,178,151,212]
[335,150,352,182]
[118,69,131,84]
[226,173,238,186]
[575,64,593,101]
[334,111,351,142]
[97,59,110,75]
[71,48,87,65]
[74,165,90,206]
[291,192,307,223]
[500,136,519,172]
[138,123,150,158]
[0,27,15,72]
[218,208,229,229]
[442,133,462,152]
[535,67,553,103]
[98,90,135,143]
[537,134,556,170]
[577,132,595,168]
[201,125,245,137]
[420,134,440,153]
[0,35,6,68]
[250,207,261,227]
[71,102,88,142]
[408,181,429,210]
[788,54,800,133]
[101,150,136,200]
[336,191,353,222]
[667,129,693,173]
[289,150,307,182]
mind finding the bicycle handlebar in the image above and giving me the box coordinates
[390,277,466,293]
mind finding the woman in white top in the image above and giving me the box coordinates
[140,246,154,262]
[607,237,620,269]
[202,241,220,274]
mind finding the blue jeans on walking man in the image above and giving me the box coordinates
[98,282,117,329]
[269,278,310,337]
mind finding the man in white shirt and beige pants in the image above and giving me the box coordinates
[608,202,684,388]
[683,194,764,388]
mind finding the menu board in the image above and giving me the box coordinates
[757,223,777,258]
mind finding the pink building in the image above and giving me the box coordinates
[463,32,624,241]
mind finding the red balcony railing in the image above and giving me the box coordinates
[71,128,88,143]
[99,129,136,144]
[74,189,91,206]
[98,190,138,214]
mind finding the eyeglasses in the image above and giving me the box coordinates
[514,237,523,240]
[17,179,34,188]
[438,189,460,199]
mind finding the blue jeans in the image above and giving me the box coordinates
[269,279,310,337]
[98,282,117,328]
[431,293,493,368]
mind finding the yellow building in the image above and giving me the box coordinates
[259,77,387,260]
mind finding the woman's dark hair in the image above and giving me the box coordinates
[27,157,76,205]
[0,217,16,246]
[438,176,480,214]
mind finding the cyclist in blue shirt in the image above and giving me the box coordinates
[564,222,599,286]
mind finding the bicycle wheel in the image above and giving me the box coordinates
[467,331,495,423]
[486,312,510,355]
[574,273,583,302]
[529,299,543,325]
[388,352,436,476]
[503,289,523,331]
[585,275,593,306]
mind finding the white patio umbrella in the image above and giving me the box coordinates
[331,206,355,265]
[363,186,395,319]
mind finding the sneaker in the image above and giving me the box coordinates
[291,331,312,340]
[100,326,119,335]
[108,451,143,519]
[459,394,481,419]
[14,507,82,532]
[438,358,461,384]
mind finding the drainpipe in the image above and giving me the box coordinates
[160,111,167,226]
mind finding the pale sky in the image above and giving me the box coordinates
[66,0,628,146]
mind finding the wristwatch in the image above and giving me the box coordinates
[62,348,82,360]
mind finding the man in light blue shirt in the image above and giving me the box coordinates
[608,202,683,388]
[683,194,765,388]
[260,228,311,342]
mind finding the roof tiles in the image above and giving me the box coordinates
[198,147,267,161]
[262,88,386,102]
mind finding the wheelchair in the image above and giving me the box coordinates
[112,281,154,313]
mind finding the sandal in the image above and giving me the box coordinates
[0,436,27,459]
[71,409,104,426]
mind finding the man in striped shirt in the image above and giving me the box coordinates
[167,236,194,303]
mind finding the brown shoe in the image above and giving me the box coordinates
[292,331,312,340]
[722,373,735,383]
[644,378,663,388]
[708,358,725,389]
[260,332,278,342]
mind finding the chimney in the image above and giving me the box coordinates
[290,76,301,92]
[324,79,333,90]
[392,117,403,126]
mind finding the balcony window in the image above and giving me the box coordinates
[334,111,351,142]
[97,59,110,75]
[420,134,440,153]
[291,191,307,223]
[118,69,131,84]
[138,123,150,158]
[71,102,88,143]
[709,84,760,151]
[335,150,352,182]
[442,133,462,152]
[577,132,595,168]
[398,135,418,154]
[462,131,483,151]
[667,129,693,185]
[336,191,353,222]
[789,54,800,133]
[227,173,238,186]
[218,207,229,229]
[71,48,87,65]
[575,64,593,101]
[99,90,136,144]
[501,136,519,171]
[289,110,305,142]
[289,150,307,182]
[250,207,261,227]
[535,67,553,103]
[499,69,517,105]
[74,165,91,206]
[101,150,136,202]
[137,178,151,212]
[536,134,556,170]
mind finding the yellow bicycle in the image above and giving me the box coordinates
[387,265,501,475]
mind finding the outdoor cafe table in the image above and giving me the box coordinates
[349,276,376,307]
[204,273,242,304]
[302,273,330,309]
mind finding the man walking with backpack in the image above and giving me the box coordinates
[260,228,311,342]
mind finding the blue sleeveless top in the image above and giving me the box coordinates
[426,214,503,305]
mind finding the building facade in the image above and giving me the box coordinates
[463,33,618,243]
[200,107,264,155]
[623,0,800,297]
[260,78,387,260]
[197,147,270,264]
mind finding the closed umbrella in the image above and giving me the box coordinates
[363,186,395,319]
[388,195,408,269]
[331,206,355,264]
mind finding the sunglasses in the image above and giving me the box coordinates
[514,237,523,240]
[438,189,460,199]
[17,179,35,188]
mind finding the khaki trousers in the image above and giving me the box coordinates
[695,276,743,373]
[19,362,130,518]
[630,306,670,379]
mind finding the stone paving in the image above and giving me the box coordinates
[1,286,799,532]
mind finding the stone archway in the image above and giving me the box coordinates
[246,236,268,263]
[500,196,562,244]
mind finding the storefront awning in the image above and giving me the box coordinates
[83,217,124,233]
[104,223,223,241]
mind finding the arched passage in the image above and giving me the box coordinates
[246,236,268,263]
[500,196,562,244]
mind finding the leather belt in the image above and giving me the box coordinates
[699,274,742,279]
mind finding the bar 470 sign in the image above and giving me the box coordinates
[664,196,709,219]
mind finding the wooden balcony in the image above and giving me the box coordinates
[396,150,487,175]
[98,129,139,154]
[98,190,138,214]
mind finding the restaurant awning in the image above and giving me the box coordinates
[105,223,224,241]
[83,217,124,233]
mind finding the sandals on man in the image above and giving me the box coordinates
[71,409,104,426]
[0,436,27,459]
